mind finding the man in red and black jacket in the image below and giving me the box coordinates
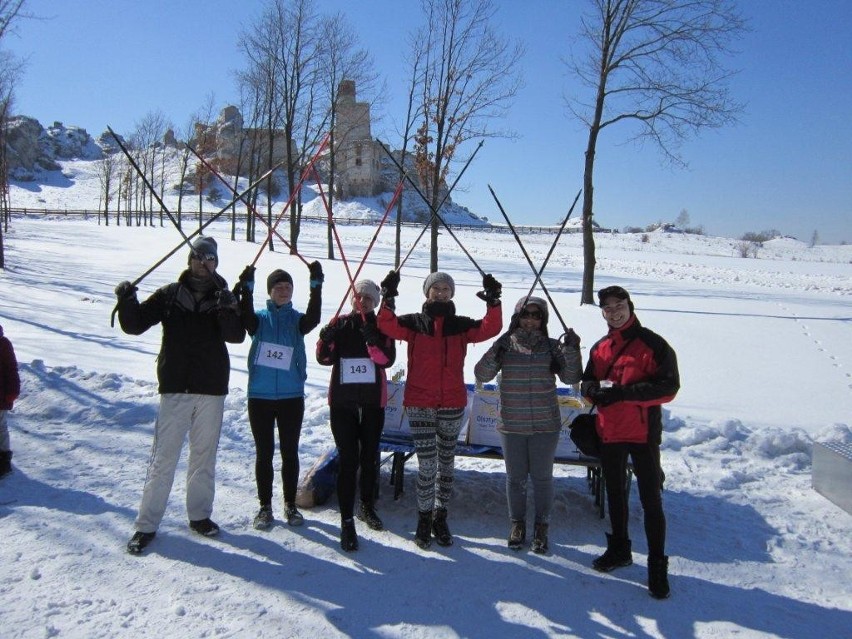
[581,285,679,600]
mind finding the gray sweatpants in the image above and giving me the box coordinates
[134,393,225,533]
[407,406,465,513]
[500,430,560,524]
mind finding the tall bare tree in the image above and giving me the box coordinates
[95,145,118,225]
[567,0,746,303]
[239,0,326,255]
[318,11,377,260]
[412,0,522,271]
[0,0,28,268]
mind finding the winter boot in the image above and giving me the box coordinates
[0,450,11,478]
[357,500,384,531]
[253,505,274,530]
[592,532,633,572]
[340,518,359,552]
[414,510,433,549]
[648,555,671,599]
[531,522,549,555]
[432,507,453,547]
[508,520,526,550]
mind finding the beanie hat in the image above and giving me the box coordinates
[352,279,381,307]
[422,271,455,298]
[267,269,294,293]
[514,295,549,324]
[597,285,634,312]
[188,236,218,266]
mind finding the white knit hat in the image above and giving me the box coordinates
[352,279,381,306]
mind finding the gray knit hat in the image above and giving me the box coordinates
[352,279,381,307]
[514,295,549,324]
[188,236,218,266]
[422,271,455,298]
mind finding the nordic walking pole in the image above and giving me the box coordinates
[331,179,405,320]
[518,188,582,306]
[252,133,330,264]
[377,139,485,273]
[488,185,581,334]
[107,127,196,256]
[186,143,306,264]
[109,157,287,326]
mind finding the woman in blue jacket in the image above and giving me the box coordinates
[237,262,323,530]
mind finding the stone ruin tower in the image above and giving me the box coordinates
[334,80,381,199]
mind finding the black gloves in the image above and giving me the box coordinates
[361,323,382,346]
[476,273,502,306]
[319,324,338,344]
[309,261,324,286]
[216,289,238,309]
[580,381,624,406]
[559,329,581,349]
[238,264,255,288]
[381,269,400,298]
[580,381,600,399]
[115,281,138,300]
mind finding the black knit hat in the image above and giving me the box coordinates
[598,285,634,312]
[188,236,218,266]
[267,269,294,293]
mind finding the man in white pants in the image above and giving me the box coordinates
[115,236,245,554]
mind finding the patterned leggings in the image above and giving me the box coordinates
[406,406,465,513]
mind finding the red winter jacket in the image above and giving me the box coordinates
[582,314,679,444]
[378,300,502,409]
[0,326,21,410]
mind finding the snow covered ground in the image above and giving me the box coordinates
[1,161,851,638]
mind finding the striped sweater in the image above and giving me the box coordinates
[474,329,582,435]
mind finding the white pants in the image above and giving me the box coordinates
[134,394,225,533]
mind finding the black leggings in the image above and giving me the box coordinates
[329,403,384,520]
[600,441,666,557]
[248,397,304,507]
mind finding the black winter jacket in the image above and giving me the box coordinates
[117,270,245,395]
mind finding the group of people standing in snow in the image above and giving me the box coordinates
[110,233,679,600]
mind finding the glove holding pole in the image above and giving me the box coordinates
[476,273,502,307]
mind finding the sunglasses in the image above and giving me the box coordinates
[519,310,542,320]
[191,253,217,262]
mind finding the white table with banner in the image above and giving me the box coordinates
[378,381,633,518]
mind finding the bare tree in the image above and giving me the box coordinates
[95,145,118,225]
[566,0,747,303]
[0,0,29,268]
[412,0,522,271]
[318,11,377,260]
[239,0,327,255]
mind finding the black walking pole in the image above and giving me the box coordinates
[488,185,582,334]
[109,156,287,326]
[377,140,485,274]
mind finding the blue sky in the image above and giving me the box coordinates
[6,0,851,243]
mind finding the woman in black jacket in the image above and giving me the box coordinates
[316,280,396,551]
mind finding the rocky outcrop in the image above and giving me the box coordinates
[5,116,102,180]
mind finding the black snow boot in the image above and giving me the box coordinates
[432,507,453,546]
[648,555,671,599]
[340,518,359,552]
[592,532,633,572]
[0,450,12,478]
[531,522,549,555]
[357,500,384,531]
[414,510,433,549]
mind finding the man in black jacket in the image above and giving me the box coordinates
[115,236,245,554]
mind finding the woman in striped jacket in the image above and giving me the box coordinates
[474,295,582,553]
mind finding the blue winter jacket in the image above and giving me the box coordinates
[239,285,322,400]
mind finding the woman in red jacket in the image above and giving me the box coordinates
[377,270,502,548]
[581,286,680,599]
[0,324,21,478]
